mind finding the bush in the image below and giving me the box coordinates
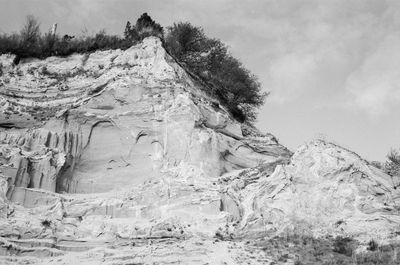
[164,22,205,59]
[385,149,400,178]
[259,234,400,265]
[164,22,267,122]
[0,33,19,55]
[136,13,163,40]
[367,239,378,251]
[18,15,41,56]
[124,13,163,42]
[333,236,354,256]
[0,15,131,61]
[124,21,139,41]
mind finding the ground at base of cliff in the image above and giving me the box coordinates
[1,235,399,265]
[255,234,400,265]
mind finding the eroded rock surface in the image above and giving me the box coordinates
[0,37,290,264]
[223,140,400,242]
[0,37,399,264]
[0,38,289,196]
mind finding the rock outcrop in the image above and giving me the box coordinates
[0,37,290,264]
[223,140,400,242]
[0,37,399,264]
[0,37,289,196]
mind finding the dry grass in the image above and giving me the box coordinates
[253,233,400,265]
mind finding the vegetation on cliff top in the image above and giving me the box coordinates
[164,22,267,122]
[0,16,131,61]
[385,148,400,179]
[0,13,265,122]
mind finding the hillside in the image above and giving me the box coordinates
[0,37,399,264]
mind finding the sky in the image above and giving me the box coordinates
[0,0,399,161]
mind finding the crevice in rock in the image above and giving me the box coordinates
[83,120,113,150]
[55,159,74,193]
[0,123,19,129]
[135,130,148,144]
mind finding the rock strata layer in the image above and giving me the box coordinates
[0,37,399,264]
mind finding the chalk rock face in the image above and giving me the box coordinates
[224,140,400,242]
[0,37,290,196]
[0,37,399,264]
[0,37,290,264]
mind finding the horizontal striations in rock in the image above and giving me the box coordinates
[0,38,289,197]
[0,36,396,264]
[0,37,292,264]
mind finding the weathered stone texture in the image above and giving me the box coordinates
[0,37,398,264]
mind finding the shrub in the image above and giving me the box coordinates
[164,22,205,59]
[41,219,51,227]
[124,13,163,42]
[124,21,139,41]
[18,15,41,57]
[40,32,57,57]
[367,239,378,251]
[136,13,163,40]
[370,161,384,170]
[355,247,400,265]
[333,236,354,256]
[385,149,400,178]
[0,15,131,61]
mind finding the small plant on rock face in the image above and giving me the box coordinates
[27,67,36,75]
[278,253,289,262]
[41,219,51,227]
[40,66,49,75]
[367,239,378,251]
[333,236,354,256]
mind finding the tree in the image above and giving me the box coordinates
[385,149,400,177]
[123,21,139,42]
[135,13,163,40]
[124,21,132,40]
[164,22,267,122]
[165,22,206,59]
[20,15,41,49]
[123,13,162,42]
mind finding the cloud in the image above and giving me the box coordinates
[345,32,400,116]
[243,0,400,118]
[267,52,317,102]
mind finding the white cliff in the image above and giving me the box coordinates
[223,140,400,241]
[0,37,398,264]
